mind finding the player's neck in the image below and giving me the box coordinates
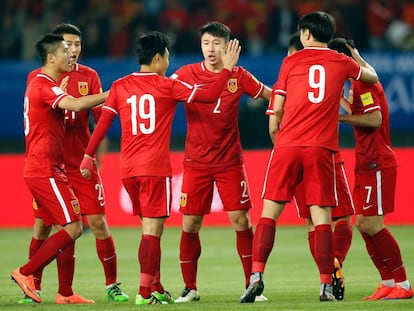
[204,61,223,73]
[40,66,63,82]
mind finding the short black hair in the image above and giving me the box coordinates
[288,32,303,51]
[298,11,335,43]
[134,31,172,65]
[327,37,355,58]
[199,21,231,41]
[52,23,82,39]
[35,33,65,65]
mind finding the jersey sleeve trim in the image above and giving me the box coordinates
[252,83,264,99]
[102,105,118,115]
[274,89,287,96]
[52,94,68,109]
[364,105,381,113]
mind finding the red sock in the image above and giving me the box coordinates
[56,240,75,296]
[151,270,164,294]
[308,230,316,264]
[28,238,44,291]
[151,244,164,293]
[333,220,352,264]
[96,236,117,285]
[372,228,407,282]
[21,230,74,276]
[236,228,253,287]
[179,231,200,290]
[314,224,334,284]
[361,232,393,280]
[252,217,275,273]
[138,234,160,298]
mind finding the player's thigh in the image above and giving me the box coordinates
[332,162,355,218]
[25,177,81,226]
[353,167,396,216]
[263,147,302,202]
[180,166,214,215]
[122,176,172,218]
[67,170,106,215]
[214,164,252,211]
[302,147,336,207]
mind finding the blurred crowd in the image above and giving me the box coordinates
[1,0,414,60]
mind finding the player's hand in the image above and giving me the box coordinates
[346,44,365,65]
[59,76,69,92]
[80,154,96,179]
[222,39,241,71]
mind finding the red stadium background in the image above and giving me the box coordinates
[1,148,413,227]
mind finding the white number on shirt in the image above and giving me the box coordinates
[213,98,222,113]
[308,65,326,104]
[126,94,156,135]
[23,96,30,136]
[364,185,372,204]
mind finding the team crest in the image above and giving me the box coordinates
[71,199,81,214]
[180,193,187,207]
[227,78,238,93]
[78,82,89,96]
[32,199,38,210]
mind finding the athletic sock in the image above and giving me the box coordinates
[20,230,74,276]
[236,228,253,287]
[361,232,393,281]
[28,238,44,290]
[57,239,75,296]
[333,220,352,264]
[314,224,334,284]
[96,236,117,285]
[252,217,275,273]
[138,234,160,298]
[179,231,200,290]
[372,228,407,283]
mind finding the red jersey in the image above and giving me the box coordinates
[272,47,362,151]
[349,80,397,171]
[23,73,69,178]
[103,72,217,178]
[172,62,264,167]
[28,63,102,171]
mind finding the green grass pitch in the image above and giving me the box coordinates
[1,225,413,310]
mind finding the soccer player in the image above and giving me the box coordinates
[170,21,272,303]
[18,23,128,304]
[266,31,354,301]
[10,33,107,304]
[331,37,413,300]
[240,11,378,303]
[79,31,241,305]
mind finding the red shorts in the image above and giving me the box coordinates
[66,169,106,215]
[179,164,252,215]
[353,167,396,216]
[25,177,81,226]
[295,161,355,219]
[122,176,172,218]
[263,147,337,207]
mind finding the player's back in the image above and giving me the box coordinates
[106,72,181,177]
[274,47,361,151]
